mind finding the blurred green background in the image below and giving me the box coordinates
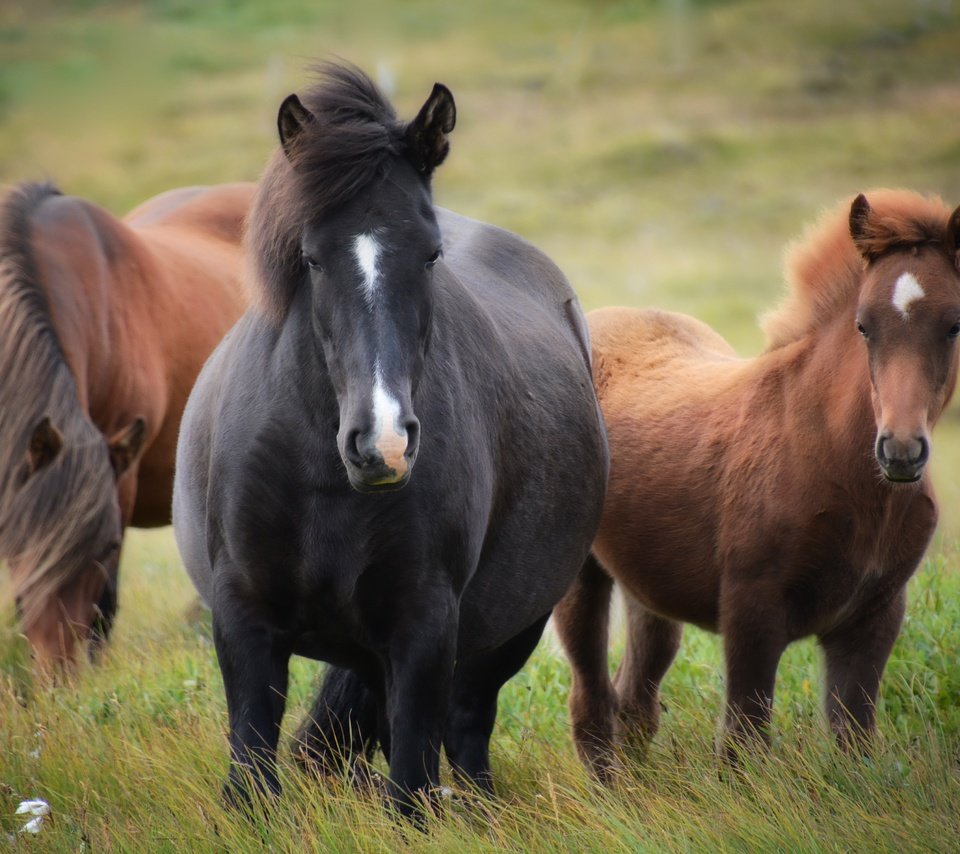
[3,5,960,848]
[3,0,960,534]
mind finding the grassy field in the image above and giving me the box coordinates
[3,0,960,849]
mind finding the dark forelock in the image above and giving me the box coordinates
[247,61,417,321]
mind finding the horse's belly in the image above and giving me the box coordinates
[594,535,721,631]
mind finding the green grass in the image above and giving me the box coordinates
[2,529,960,850]
[3,0,960,848]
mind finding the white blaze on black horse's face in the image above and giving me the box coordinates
[279,80,455,493]
[301,167,443,493]
[851,194,960,483]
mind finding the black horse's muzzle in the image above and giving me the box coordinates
[341,418,420,493]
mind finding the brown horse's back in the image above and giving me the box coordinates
[122,183,256,525]
[125,183,254,246]
[589,307,745,629]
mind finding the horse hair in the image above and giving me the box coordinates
[0,181,116,624]
[247,61,417,322]
[763,189,953,351]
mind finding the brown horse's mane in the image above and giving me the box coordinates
[0,181,116,622]
[762,189,954,351]
[247,61,412,321]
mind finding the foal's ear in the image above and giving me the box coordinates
[406,83,456,176]
[27,416,63,475]
[108,417,146,478]
[946,203,960,272]
[849,193,875,259]
[277,94,315,161]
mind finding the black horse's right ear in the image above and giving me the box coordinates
[27,416,63,476]
[406,83,456,176]
[278,94,315,161]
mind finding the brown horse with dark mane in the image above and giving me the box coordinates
[555,190,960,777]
[0,181,254,669]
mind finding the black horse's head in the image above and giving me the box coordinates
[262,64,455,493]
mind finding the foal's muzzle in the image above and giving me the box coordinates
[875,431,929,483]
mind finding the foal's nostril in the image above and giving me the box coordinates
[876,431,930,480]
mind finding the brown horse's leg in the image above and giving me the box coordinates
[614,597,682,755]
[553,553,618,781]
[819,588,906,750]
[720,603,787,759]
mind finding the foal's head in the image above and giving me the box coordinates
[850,193,960,483]
[253,64,455,492]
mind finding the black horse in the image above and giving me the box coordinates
[173,63,608,815]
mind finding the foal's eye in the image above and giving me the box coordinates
[948,322,960,340]
[856,321,869,339]
[425,248,443,269]
[302,252,323,273]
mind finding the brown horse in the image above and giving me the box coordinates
[555,190,960,777]
[0,181,254,669]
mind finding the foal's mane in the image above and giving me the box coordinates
[0,182,115,620]
[762,189,953,350]
[247,62,414,321]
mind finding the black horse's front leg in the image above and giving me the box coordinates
[383,595,458,817]
[444,612,550,793]
[213,602,290,808]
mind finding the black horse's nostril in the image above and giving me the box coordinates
[343,428,367,468]
[404,418,421,458]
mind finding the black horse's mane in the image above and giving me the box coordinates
[247,62,415,321]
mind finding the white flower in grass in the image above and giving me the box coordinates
[16,799,51,834]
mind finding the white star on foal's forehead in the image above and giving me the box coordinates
[891,272,925,317]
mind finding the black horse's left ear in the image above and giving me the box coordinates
[278,94,315,162]
[108,417,146,478]
[406,83,456,176]
[946,203,960,272]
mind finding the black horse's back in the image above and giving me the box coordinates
[172,61,606,815]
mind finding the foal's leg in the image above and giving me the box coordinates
[614,596,682,753]
[553,553,618,781]
[819,588,906,749]
[443,612,550,793]
[293,665,381,777]
[213,600,290,806]
[720,598,787,758]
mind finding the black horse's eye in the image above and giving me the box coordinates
[425,248,442,269]
[302,252,322,273]
[948,322,960,340]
